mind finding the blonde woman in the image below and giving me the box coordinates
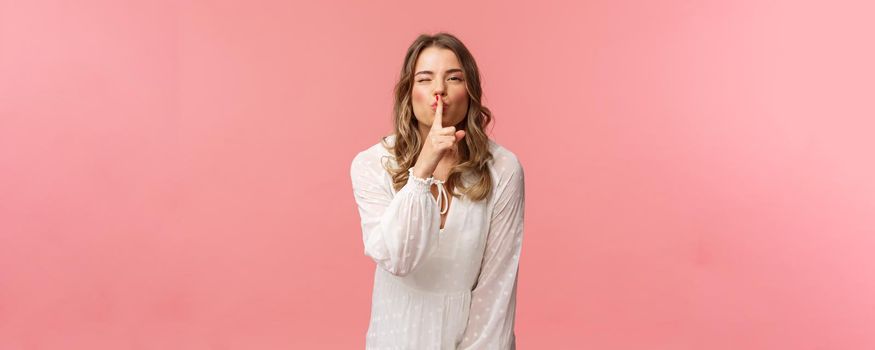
[350,32,525,349]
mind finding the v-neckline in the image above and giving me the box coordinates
[439,199,450,232]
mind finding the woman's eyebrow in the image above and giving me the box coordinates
[414,68,464,76]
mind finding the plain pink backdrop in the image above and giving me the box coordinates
[2,0,874,349]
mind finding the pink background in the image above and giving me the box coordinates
[2,0,874,348]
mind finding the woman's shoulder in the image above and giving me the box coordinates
[351,135,396,175]
[486,139,523,178]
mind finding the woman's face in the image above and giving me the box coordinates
[411,46,469,131]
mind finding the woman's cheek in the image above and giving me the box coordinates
[420,93,431,105]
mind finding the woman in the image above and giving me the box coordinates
[350,32,525,349]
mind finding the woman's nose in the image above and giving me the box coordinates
[433,79,446,94]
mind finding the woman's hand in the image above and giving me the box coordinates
[412,95,466,179]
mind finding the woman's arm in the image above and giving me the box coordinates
[458,160,525,349]
[350,151,441,277]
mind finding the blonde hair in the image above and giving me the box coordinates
[380,32,494,201]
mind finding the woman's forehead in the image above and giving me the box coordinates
[415,47,461,69]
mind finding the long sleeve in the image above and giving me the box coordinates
[458,161,525,350]
[350,151,442,277]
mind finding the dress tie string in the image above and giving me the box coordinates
[433,178,449,215]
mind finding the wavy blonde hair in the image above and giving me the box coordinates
[380,32,494,201]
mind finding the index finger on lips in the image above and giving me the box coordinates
[431,95,443,130]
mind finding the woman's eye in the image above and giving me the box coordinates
[416,77,461,83]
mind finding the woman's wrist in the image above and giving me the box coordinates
[406,167,435,193]
[410,164,434,180]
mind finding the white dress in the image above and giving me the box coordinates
[350,135,525,350]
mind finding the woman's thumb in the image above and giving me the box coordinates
[455,130,466,142]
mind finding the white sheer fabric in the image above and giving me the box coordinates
[350,135,525,349]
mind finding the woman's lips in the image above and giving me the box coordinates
[430,103,448,110]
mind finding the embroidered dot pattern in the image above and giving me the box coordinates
[352,137,524,348]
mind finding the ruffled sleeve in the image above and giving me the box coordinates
[457,160,525,349]
[350,151,442,277]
